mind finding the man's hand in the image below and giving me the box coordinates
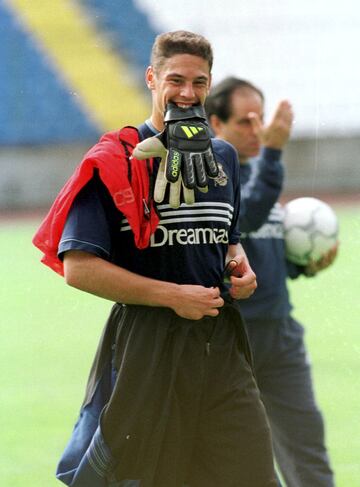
[225,256,257,300]
[304,242,339,276]
[249,100,293,150]
[172,285,224,320]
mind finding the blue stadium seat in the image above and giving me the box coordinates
[79,0,158,73]
[0,3,101,145]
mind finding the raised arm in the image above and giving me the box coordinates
[239,100,293,232]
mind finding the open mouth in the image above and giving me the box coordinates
[174,102,196,108]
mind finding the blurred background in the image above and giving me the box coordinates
[1,1,360,487]
[1,0,359,212]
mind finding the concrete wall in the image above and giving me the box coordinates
[137,0,360,140]
[1,135,359,211]
[283,136,360,193]
[0,144,90,209]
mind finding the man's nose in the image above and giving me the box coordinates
[180,83,195,99]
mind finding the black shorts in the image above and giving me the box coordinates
[57,303,277,487]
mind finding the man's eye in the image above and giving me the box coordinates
[238,120,251,126]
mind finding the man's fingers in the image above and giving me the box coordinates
[262,99,294,149]
[211,296,225,308]
[225,257,247,278]
[205,308,221,317]
[230,273,257,288]
[272,100,293,126]
[207,295,224,314]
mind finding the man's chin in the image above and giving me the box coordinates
[249,147,261,157]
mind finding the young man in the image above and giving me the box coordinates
[33,33,278,487]
[206,77,337,487]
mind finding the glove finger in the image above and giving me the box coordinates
[132,136,167,160]
[154,158,167,203]
[198,185,209,193]
[166,148,182,183]
[204,148,219,178]
[182,152,196,189]
[182,183,195,205]
[169,177,182,209]
[193,153,208,188]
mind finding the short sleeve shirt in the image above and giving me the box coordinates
[58,122,241,293]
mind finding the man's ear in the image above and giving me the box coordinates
[207,74,212,95]
[209,114,222,135]
[145,66,155,90]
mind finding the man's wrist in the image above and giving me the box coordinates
[152,281,183,310]
[261,146,282,162]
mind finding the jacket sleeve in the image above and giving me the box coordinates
[239,147,284,233]
[228,148,242,245]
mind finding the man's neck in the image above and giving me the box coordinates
[145,119,159,135]
[238,154,250,165]
[150,114,164,132]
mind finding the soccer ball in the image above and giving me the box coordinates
[283,197,339,266]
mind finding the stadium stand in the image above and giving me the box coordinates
[1,0,358,209]
[79,0,158,74]
[1,0,152,146]
[0,2,100,145]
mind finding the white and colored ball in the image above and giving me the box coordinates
[283,197,339,266]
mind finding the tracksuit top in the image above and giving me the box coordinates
[237,148,301,321]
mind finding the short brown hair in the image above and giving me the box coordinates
[151,30,213,73]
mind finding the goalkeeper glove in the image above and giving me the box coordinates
[132,103,219,208]
[161,102,218,189]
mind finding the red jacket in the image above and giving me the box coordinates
[32,127,159,276]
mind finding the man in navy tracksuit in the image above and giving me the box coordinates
[206,77,338,487]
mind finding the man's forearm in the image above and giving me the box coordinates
[63,250,181,309]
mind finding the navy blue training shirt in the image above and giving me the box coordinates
[236,150,301,320]
[58,121,241,294]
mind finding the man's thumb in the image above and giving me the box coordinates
[132,137,167,160]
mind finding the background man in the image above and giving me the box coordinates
[206,77,337,487]
[34,35,278,487]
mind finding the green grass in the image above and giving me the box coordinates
[287,206,360,485]
[0,220,111,487]
[1,207,359,486]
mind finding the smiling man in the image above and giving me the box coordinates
[34,31,278,487]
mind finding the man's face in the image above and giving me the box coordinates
[212,88,264,163]
[146,54,211,130]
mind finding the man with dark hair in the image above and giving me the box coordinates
[150,30,214,73]
[206,76,337,487]
[33,33,278,487]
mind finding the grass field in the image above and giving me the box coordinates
[1,206,359,487]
